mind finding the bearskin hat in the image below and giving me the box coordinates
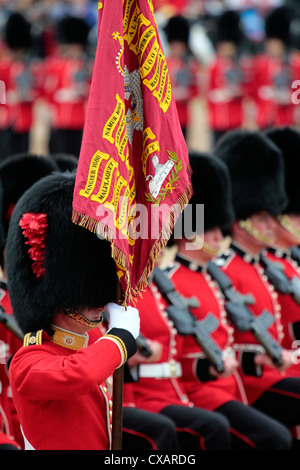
[4,12,32,50]
[187,152,234,232]
[214,130,288,220]
[56,16,90,46]
[216,10,243,45]
[265,6,293,45]
[265,126,300,214]
[52,153,78,172]
[5,172,118,334]
[164,15,190,45]
[0,154,59,252]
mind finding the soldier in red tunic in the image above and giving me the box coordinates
[252,7,300,129]
[89,324,181,451]
[213,129,300,445]
[164,15,200,139]
[0,153,59,450]
[0,59,12,160]
[126,272,231,450]
[206,11,251,144]
[0,13,40,158]
[118,158,233,450]
[259,126,300,378]
[157,151,292,449]
[41,16,92,158]
[5,172,140,450]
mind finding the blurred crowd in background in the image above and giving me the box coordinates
[0,0,300,159]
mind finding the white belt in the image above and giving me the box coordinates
[233,344,265,354]
[138,361,182,378]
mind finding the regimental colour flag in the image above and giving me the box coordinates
[72,0,192,303]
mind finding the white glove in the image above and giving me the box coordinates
[106,302,140,339]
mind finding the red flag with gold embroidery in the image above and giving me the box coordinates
[72,0,192,303]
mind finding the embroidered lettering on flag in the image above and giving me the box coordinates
[72,0,192,303]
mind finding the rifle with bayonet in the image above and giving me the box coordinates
[207,261,283,366]
[152,267,225,373]
[260,253,300,305]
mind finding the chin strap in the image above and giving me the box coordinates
[63,307,103,328]
[185,234,221,256]
[202,241,220,256]
[277,214,300,240]
[239,218,275,244]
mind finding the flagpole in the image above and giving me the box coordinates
[72,0,192,450]
[112,365,124,450]
[112,281,124,450]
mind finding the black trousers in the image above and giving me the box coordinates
[11,130,29,155]
[216,400,292,450]
[0,444,19,450]
[159,405,231,450]
[122,407,180,450]
[49,128,82,158]
[252,378,300,427]
[0,128,12,160]
[0,128,29,160]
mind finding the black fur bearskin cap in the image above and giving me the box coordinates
[56,16,90,46]
[265,126,300,214]
[5,172,118,334]
[216,10,243,46]
[214,130,288,220]
[164,15,190,45]
[52,153,78,172]
[265,6,293,45]
[5,12,32,50]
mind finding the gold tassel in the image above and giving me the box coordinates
[72,182,192,305]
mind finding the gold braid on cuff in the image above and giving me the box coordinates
[104,334,128,365]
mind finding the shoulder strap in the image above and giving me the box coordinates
[23,330,43,347]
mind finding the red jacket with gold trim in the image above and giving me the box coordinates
[167,259,247,410]
[264,248,300,377]
[0,284,23,448]
[217,245,287,404]
[127,283,193,414]
[9,327,135,450]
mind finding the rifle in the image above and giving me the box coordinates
[207,261,283,366]
[0,306,23,341]
[260,253,300,305]
[135,335,152,358]
[291,246,300,266]
[102,310,152,358]
[152,267,225,373]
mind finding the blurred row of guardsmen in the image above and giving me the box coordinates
[0,12,92,160]
[162,5,300,145]
[0,5,300,158]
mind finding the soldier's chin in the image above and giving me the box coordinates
[184,235,220,257]
[202,242,220,257]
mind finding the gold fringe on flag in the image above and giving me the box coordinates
[72,182,192,306]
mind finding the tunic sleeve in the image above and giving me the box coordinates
[9,328,136,401]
